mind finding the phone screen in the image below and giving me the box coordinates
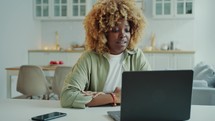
[31,112,67,121]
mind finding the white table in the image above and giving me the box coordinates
[1,99,215,121]
[5,66,56,98]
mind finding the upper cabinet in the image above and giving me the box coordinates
[34,0,144,20]
[152,0,194,19]
[33,0,92,20]
[135,0,145,11]
[53,0,68,18]
[34,0,50,18]
[175,0,194,18]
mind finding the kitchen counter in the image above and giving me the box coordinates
[28,49,195,70]
[143,50,195,54]
[28,49,84,53]
[29,49,195,54]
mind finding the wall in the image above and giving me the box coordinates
[40,20,85,50]
[40,0,215,66]
[0,0,214,99]
[0,0,41,99]
[142,0,194,50]
[193,0,215,65]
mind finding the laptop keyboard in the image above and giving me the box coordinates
[107,111,120,121]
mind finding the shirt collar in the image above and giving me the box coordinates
[103,48,138,59]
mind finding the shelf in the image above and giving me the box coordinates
[143,50,195,54]
[28,49,84,53]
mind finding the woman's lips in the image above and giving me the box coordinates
[116,39,127,45]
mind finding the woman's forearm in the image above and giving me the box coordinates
[86,93,113,107]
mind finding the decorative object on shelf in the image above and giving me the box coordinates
[71,44,85,51]
[169,41,174,50]
[49,60,64,66]
[55,31,61,50]
[161,43,169,50]
[150,32,156,49]
[143,32,159,51]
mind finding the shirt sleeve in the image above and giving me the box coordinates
[60,52,93,109]
[134,48,151,71]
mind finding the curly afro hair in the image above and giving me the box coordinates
[84,0,146,54]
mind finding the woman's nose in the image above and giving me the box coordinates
[119,31,126,38]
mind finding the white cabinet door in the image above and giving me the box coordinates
[153,0,173,18]
[152,53,174,70]
[175,0,194,18]
[174,53,194,69]
[153,0,194,19]
[145,53,173,70]
[34,0,51,19]
[53,0,68,18]
[28,51,82,66]
[144,52,194,70]
[33,0,91,20]
[64,52,82,66]
[144,53,154,69]
[28,52,47,65]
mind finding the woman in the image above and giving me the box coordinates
[60,0,151,108]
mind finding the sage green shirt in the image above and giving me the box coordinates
[60,48,151,108]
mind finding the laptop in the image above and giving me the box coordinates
[108,70,193,121]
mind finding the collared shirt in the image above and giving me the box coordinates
[60,48,151,108]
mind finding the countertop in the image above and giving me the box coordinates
[28,49,84,53]
[29,49,195,54]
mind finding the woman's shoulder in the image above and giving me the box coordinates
[82,50,99,56]
[80,50,102,60]
[135,48,143,53]
[126,48,144,55]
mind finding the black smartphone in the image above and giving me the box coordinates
[31,112,67,121]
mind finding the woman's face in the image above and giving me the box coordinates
[106,19,131,55]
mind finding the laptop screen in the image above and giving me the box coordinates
[108,70,193,121]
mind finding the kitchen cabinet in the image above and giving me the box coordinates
[144,50,195,70]
[34,0,144,20]
[53,0,68,18]
[70,0,86,17]
[33,0,92,20]
[152,0,194,19]
[34,0,50,19]
[135,0,145,11]
[28,50,83,66]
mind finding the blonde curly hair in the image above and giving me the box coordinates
[84,0,145,54]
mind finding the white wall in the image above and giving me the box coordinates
[144,0,215,65]
[193,0,215,65]
[40,20,85,50]
[0,0,214,99]
[142,0,194,50]
[0,0,41,99]
[40,0,215,66]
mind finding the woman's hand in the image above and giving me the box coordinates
[81,91,105,98]
[113,87,121,104]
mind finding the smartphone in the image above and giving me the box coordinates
[31,112,67,121]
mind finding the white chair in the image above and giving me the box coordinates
[52,66,72,99]
[16,65,50,99]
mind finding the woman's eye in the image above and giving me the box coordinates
[111,28,119,32]
[110,27,130,33]
[125,28,130,32]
